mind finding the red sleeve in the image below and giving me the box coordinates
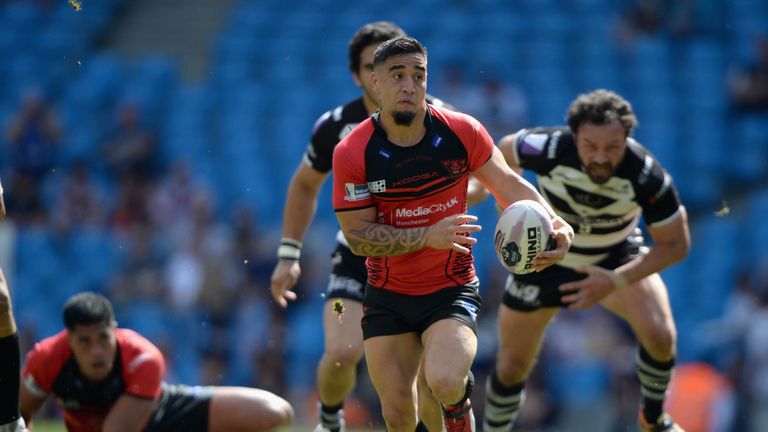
[21,331,71,397]
[432,106,494,171]
[332,120,375,212]
[465,115,495,171]
[116,329,165,399]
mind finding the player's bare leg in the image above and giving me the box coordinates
[421,319,477,432]
[483,307,558,432]
[601,273,681,430]
[417,361,443,431]
[208,387,293,432]
[365,332,423,432]
[316,299,365,431]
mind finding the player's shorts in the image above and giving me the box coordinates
[146,383,214,432]
[503,232,646,311]
[361,279,482,339]
[325,243,367,302]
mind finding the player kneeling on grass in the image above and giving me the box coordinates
[20,292,293,432]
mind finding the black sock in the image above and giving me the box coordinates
[635,346,675,423]
[0,333,20,424]
[319,402,344,431]
[483,371,526,432]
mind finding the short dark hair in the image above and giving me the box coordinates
[348,21,406,73]
[63,292,115,330]
[373,36,427,67]
[566,89,638,136]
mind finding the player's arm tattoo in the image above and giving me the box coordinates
[346,224,428,256]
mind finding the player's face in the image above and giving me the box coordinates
[372,52,427,126]
[352,44,378,107]
[68,322,117,382]
[574,121,628,184]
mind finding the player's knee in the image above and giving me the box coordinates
[496,351,534,384]
[268,396,294,428]
[425,369,466,404]
[253,394,294,430]
[643,324,677,358]
[324,344,362,370]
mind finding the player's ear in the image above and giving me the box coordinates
[371,72,379,94]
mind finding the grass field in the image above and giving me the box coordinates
[30,421,385,432]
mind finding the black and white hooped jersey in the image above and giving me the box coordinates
[511,126,683,267]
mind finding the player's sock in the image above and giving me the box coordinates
[319,401,344,432]
[635,346,675,423]
[483,371,525,432]
[0,333,21,425]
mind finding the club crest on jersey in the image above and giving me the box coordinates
[441,159,467,176]
[344,183,370,201]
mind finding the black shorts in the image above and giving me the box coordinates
[503,234,645,311]
[146,384,214,432]
[325,243,367,302]
[361,280,482,340]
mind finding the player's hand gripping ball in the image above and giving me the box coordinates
[494,200,553,274]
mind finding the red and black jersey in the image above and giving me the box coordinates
[22,329,164,432]
[332,105,494,295]
[305,95,452,174]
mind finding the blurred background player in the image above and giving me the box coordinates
[19,292,293,432]
[482,90,690,432]
[269,21,486,432]
[0,180,26,432]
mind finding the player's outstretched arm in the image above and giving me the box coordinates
[560,208,690,309]
[336,207,482,256]
[19,382,46,430]
[270,163,329,308]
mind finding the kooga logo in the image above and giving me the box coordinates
[396,197,459,218]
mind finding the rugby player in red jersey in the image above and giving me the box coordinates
[331,36,573,432]
[20,292,293,432]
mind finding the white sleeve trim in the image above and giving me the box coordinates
[648,205,683,227]
[23,374,49,398]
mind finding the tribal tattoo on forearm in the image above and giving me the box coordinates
[346,224,428,256]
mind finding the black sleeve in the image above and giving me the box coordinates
[513,127,567,175]
[305,110,340,174]
[633,150,682,225]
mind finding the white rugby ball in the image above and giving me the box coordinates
[493,200,553,275]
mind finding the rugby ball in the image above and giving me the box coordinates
[493,200,553,275]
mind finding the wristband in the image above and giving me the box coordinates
[277,238,302,261]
